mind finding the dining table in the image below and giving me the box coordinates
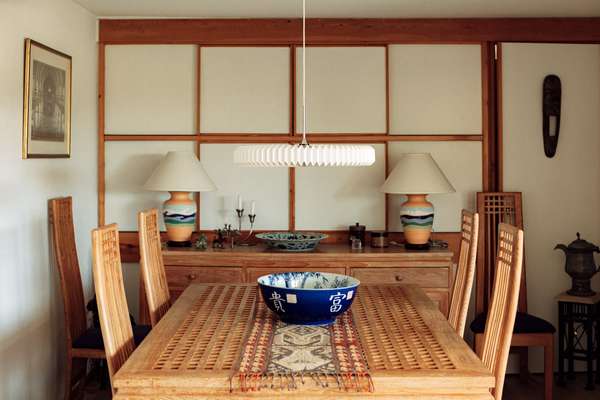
[112,283,495,399]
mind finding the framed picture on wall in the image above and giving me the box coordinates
[22,38,72,158]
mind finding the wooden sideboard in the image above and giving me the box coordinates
[139,244,454,324]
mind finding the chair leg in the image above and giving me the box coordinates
[67,356,88,400]
[474,333,482,356]
[519,347,530,383]
[64,355,72,400]
[544,336,554,400]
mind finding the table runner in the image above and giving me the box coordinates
[231,302,373,393]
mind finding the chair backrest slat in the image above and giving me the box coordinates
[479,223,524,400]
[476,192,527,315]
[49,197,87,346]
[448,210,479,337]
[92,224,135,393]
[138,209,171,327]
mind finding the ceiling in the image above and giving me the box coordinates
[75,0,600,18]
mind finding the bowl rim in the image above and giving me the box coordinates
[255,232,329,241]
[257,271,360,291]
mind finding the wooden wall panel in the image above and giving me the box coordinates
[389,45,482,135]
[200,47,290,133]
[99,18,600,45]
[295,47,386,134]
[295,144,386,230]
[199,144,289,230]
[387,142,482,232]
[105,141,195,230]
[105,45,197,134]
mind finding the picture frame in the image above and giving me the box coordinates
[22,38,72,158]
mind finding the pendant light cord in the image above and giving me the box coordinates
[301,0,308,146]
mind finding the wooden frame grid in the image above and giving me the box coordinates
[98,42,489,234]
[97,17,600,253]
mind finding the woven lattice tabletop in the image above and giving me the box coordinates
[113,283,494,399]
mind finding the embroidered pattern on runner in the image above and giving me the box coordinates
[231,302,372,393]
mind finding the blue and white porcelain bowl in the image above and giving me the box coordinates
[257,272,360,325]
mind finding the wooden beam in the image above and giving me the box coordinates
[481,42,491,192]
[104,133,483,143]
[496,43,504,191]
[98,44,106,226]
[99,18,600,45]
[194,45,202,232]
[104,134,198,141]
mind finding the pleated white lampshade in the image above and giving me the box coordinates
[233,144,376,167]
[144,151,216,192]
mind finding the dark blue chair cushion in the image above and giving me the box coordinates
[470,311,555,334]
[73,325,151,350]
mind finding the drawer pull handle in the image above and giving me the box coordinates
[187,274,197,281]
[395,275,403,282]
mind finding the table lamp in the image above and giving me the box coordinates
[381,153,455,250]
[144,151,216,247]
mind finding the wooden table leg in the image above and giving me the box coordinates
[544,335,554,400]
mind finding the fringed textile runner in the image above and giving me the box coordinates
[231,303,373,393]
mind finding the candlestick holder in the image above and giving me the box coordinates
[235,209,257,246]
[235,208,244,232]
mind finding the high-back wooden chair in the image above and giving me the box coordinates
[478,223,524,400]
[92,224,136,394]
[471,192,555,400]
[138,209,171,327]
[448,210,479,337]
[49,197,105,399]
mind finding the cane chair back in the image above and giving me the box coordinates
[476,192,527,315]
[49,197,87,355]
[92,224,135,393]
[479,223,524,400]
[138,209,171,327]
[448,210,479,337]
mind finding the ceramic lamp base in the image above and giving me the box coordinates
[400,194,434,248]
[163,191,196,247]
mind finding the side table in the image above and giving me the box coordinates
[556,291,600,390]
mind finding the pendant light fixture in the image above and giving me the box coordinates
[233,0,376,167]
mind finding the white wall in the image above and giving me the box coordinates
[502,43,600,372]
[0,0,97,398]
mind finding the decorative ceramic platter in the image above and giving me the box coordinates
[255,232,328,252]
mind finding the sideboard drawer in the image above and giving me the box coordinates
[165,266,243,288]
[247,267,346,283]
[351,267,449,287]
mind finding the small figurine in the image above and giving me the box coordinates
[213,228,226,249]
[213,224,240,249]
[194,234,208,250]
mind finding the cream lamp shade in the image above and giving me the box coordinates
[144,151,216,247]
[381,153,454,249]
[380,153,455,194]
[144,151,216,192]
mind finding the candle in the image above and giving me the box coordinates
[237,195,243,210]
[250,201,256,215]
